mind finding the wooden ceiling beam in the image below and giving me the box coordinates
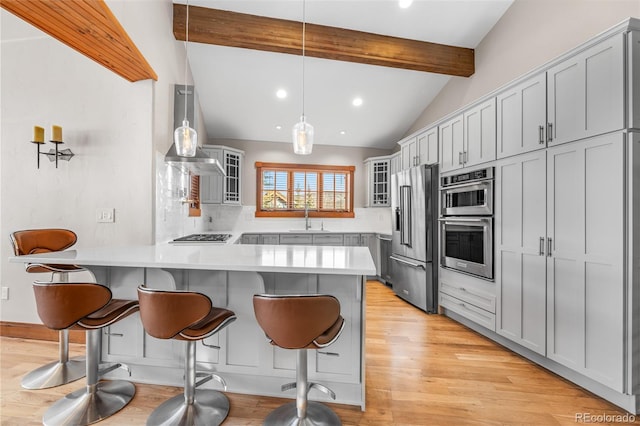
[173,4,474,78]
[1,0,157,82]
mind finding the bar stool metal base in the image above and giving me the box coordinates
[21,356,85,390]
[22,329,85,390]
[263,401,342,426]
[42,380,135,426]
[146,389,230,426]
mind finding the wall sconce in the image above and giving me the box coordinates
[31,125,74,168]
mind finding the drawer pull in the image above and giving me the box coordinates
[317,351,340,357]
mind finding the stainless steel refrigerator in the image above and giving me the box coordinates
[390,164,439,313]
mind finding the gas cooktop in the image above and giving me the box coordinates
[171,233,232,243]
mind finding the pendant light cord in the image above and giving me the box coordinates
[301,0,306,118]
[184,0,190,122]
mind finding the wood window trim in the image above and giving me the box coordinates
[255,162,355,219]
[188,174,201,217]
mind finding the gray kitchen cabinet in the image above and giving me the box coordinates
[312,233,344,246]
[495,150,547,355]
[495,133,625,391]
[377,234,392,284]
[389,152,401,177]
[279,233,313,245]
[201,145,244,205]
[361,233,379,277]
[545,133,624,391]
[463,97,496,168]
[399,126,438,170]
[261,234,280,245]
[546,33,625,146]
[364,156,391,207]
[496,72,547,159]
[439,99,496,173]
[400,136,417,170]
[241,234,259,244]
[438,113,464,173]
[343,233,362,246]
[439,266,496,330]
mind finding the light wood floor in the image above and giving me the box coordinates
[1,281,637,425]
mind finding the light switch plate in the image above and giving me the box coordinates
[1,287,9,300]
[96,208,115,223]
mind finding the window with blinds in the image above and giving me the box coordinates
[255,162,355,218]
[188,174,201,217]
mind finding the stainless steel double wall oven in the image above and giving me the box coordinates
[439,167,494,280]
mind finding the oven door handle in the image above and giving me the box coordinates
[390,255,425,269]
[441,180,493,190]
[438,217,490,223]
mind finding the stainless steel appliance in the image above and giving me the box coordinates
[390,164,439,313]
[170,233,232,243]
[441,167,493,216]
[439,167,494,280]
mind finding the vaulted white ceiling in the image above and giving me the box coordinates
[178,0,513,150]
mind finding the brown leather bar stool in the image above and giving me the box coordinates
[253,294,345,426]
[32,282,139,426]
[137,285,236,426]
[10,228,86,389]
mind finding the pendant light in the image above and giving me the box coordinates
[174,0,197,157]
[292,0,313,155]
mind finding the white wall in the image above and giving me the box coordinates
[202,138,392,233]
[408,0,640,133]
[0,0,187,323]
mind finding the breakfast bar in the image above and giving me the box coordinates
[10,243,375,410]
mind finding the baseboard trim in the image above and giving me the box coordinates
[0,321,85,344]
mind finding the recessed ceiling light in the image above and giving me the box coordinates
[340,131,346,135]
[352,97,363,107]
[276,89,287,99]
[399,0,413,8]
[276,125,283,130]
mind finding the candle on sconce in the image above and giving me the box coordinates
[32,126,45,144]
[51,125,63,142]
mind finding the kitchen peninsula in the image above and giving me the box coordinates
[9,243,375,409]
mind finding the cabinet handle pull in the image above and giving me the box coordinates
[539,237,545,256]
[547,237,553,257]
[547,122,553,142]
[539,125,545,144]
[458,152,463,165]
[317,351,340,357]
[464,151,468,163]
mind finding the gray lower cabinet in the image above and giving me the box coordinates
[343,234,362,246]
[241,234,278,245]
[241,234,259,244]
[279,234,313,245]
[96,266,364,405]
[312,234,344,246]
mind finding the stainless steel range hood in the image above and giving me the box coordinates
[164,84,225,176]
[164,144,225,176]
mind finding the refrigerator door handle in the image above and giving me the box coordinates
[400,185,412,246]
[390,255,425,269]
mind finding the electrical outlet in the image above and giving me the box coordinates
[96,208,115,223]
[1,287,9,300]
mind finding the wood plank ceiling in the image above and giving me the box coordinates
[0,0,157,82]
[173,4,475,78]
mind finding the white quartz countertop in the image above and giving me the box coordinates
[9,243,376,276]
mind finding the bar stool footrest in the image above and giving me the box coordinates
[146,389,229,426]
[21,356,85,390]
[263,401,342,426]
[43,380,135,426]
